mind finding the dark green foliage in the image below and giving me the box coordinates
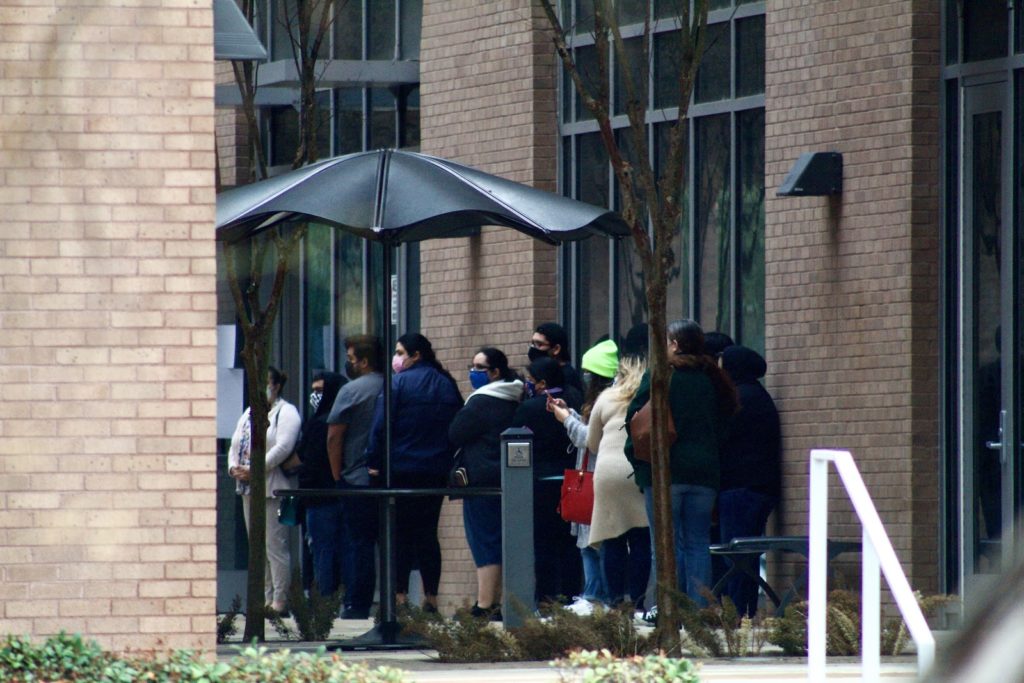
[404,609,522,663]
[0,634,405,682]
[287,580,346,641]
[217,595,242,644]
[513,606,654,660]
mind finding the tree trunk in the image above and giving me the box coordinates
[240,339,270,641]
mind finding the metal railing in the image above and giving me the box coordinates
[808,448,935,681]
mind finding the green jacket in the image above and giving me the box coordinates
[624,367,725,490]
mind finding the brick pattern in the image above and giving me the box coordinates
[419,0,560,611]
[0,2,217,650]
[764,1,941,593]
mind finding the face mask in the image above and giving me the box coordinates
[309,391,322,412]
[469,369,490,390]
[391,354,405,375]
[527,346,547,362]
[524,380,536,398]
[345,361,357,378]
[266,386,275,402]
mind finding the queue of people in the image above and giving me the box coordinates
[226,318,781,621]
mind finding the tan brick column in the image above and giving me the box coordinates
[419,0,560,611]
[0,3,217,650]
[764,0,941,593]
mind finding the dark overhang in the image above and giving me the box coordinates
[213,0,268,61]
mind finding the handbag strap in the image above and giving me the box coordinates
[581,449,590,471]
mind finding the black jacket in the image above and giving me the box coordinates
[297,372,347,493]
[512,390,581,481]
[447,380,523,486]
[719,346,781,497]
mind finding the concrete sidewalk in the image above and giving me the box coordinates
[217,614,921,682]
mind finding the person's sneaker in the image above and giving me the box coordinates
[642,605,658,624]
[565,596,596,616]
[469,603,503,621]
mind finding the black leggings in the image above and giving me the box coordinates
[392,472,445,596]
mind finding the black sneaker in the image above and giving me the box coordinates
[470,603,502,621]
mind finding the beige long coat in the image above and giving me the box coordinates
[586,388,649,546]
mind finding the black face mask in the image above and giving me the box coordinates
[527,346,547,362]
[345,361,357,378]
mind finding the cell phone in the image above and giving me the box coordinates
[544,387,563,397]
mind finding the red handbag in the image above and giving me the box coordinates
[558,450,594,525]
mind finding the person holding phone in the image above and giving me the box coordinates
[512,356,581,605]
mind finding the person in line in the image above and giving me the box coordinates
[548,338,618,615]
[296,371,347,597]
[513,356,582,606]
[326,335,385,619]
[529,322,584,401]
[625,320,737,606]
[585,353,651,611]
[366,333,462,613]
[717,344,781,617]
[448,347,523,620]
[227,366,302,615]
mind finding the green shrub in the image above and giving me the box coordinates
[513,606,653,660]
[0,634,407,683]
[555,648,700,682]
[404,609,522,663]
[217,595,242,644]
[268,580,346,641]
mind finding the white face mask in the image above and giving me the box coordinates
[266,386,275,402]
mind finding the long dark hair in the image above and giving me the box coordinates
[398,332,458,387]
[479,347,517,381]
[667,319,739,418]
[582,374,613,421]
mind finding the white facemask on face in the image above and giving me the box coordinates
[266,386,275,402]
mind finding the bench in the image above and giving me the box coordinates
[709,535,862,616]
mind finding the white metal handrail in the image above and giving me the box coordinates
[809,449,935,681]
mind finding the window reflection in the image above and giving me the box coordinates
[696,115,731,333]
[737,109,765,355]
[696,22,730,103]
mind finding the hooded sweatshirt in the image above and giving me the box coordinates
[719,345,781,497]
[296,372,347,494]
[447,379,524,487]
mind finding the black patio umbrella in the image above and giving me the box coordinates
[216,148,629,646]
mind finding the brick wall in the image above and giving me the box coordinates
[419,0,559,611]
[0,3,217,650]
[764,0,941,592]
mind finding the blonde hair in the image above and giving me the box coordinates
[609,356,647,405]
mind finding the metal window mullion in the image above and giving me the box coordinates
[729,110,738,340]
[687,115,697,319]
[1000,75,1018,568]
[958,88,975,587]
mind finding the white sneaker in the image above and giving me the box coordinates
[565,596,596,616]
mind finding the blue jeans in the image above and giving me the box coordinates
[305,501,344,596]
[338,484,378,612]
[580,546,607,602]
[717,488,776,616]
[600,526,651,608]
[644,483,717,606]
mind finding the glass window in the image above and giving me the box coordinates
[695,114,731,333]
[577,132,610,208]
[369,88,397,150]
[400,0,422,59]
[736,16,765,98]
[268,106,299,167]
[560,1,763,353]
[654,30,681,109]
[368,0,396,60]
[304,224,333,372]
[578,237,611,350]
[963,0,1008,62]
[696,21,731,103]
[614,37,646,115]
[736,108,765,354]
[336,231,365,341]
[336,88,363,154]
[401,86,420,149]
[575,44,600,122]
[616,0,648,27]
[335,0,363,60]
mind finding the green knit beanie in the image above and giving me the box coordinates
[581,339,619,379]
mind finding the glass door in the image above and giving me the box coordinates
[958,78,1020,595]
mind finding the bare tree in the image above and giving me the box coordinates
[220,0,338,641]
[539,0,708,650]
